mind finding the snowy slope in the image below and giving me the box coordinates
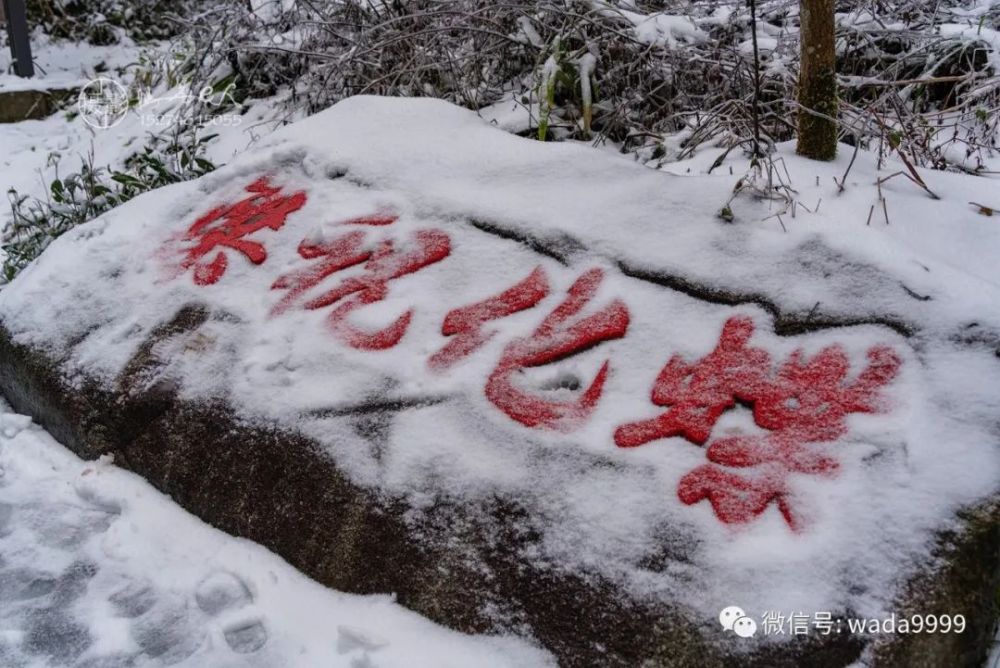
[0,96,997,649]
[0,398,552,667]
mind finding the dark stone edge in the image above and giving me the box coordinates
[871,501,1000,667]
[0,88,79,123]
[0,314,993,667]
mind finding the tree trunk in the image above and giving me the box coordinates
[796,0,837,160]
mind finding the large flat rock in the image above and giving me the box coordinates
[1,96,998,666]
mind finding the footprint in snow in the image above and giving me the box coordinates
[23,501,118,549]
[223,619,268,654]
[129,595,207,664]
[194,570,252,615]
[108,580,158,619]
[195,570,269,655]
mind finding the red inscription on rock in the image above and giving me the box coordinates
[429,266,550,371]
[486,268,630,431]
[616,316,901,528]
[272,222,451,350]
[179,177,306,285]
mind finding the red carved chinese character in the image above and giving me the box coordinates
[270,212,401,316]
[677,464,796,529]
[428,267,550,371]
[616,316,901,529]
[614,316,770,448]
[270,231,370,317]
[179,177,307,285]
[751,344,902,442]
[485,268,630,431]
[704,432,839,476]
[271,227,451,350]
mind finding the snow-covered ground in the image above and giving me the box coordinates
[0,398,552,667]
[0,33,136,93]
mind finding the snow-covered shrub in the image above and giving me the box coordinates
[3,137,215,282]
[25,0,199,44]
[836,0,1000,171]
[154,0,997,169]
[18,0,1000,171]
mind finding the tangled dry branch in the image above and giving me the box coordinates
[22,0,1000,170]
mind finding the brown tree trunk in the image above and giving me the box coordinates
[796,0,837,160]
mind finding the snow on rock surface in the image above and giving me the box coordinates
[1,96,998,662]
[0,399,552,667]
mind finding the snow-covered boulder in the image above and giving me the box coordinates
[1,96,998,666]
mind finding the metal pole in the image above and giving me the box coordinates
[3,0,34,78]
